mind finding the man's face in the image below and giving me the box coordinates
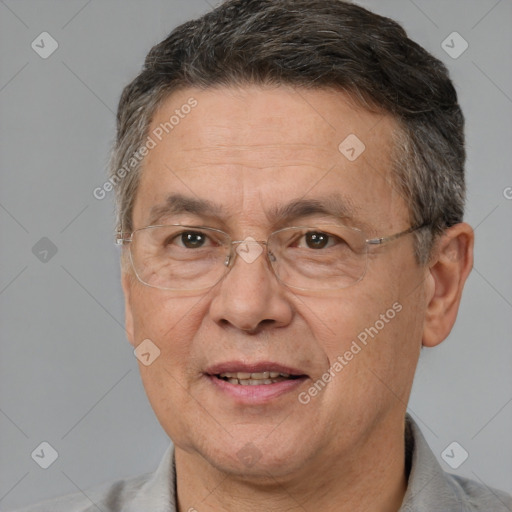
[123,86,430,478]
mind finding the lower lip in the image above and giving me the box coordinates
[207,375,308,404]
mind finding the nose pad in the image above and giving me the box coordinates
[223,242,274,272]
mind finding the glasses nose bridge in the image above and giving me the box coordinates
[230,238,269,247]
[224,238,272,269]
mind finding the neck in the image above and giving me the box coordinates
[175,413,408,512]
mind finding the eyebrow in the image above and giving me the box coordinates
[268,195,359,226]
[148,194,224,225]
[147,193,362,228]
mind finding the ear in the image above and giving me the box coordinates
[422,222,474,348]
[121,271,136,347]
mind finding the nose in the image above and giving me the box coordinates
[208,239,293,333]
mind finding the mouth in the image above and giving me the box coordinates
[215,371,302,385]
[205,362,308,403]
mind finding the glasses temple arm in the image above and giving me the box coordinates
[366,223,429,245]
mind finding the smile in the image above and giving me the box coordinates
[216,371,299,385]
[205,362,308,403]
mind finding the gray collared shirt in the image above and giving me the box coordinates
[12,416,512,511]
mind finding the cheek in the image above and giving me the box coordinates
[302,286,399,354]
[308,264,424,394]
[131,289,211,437]
[129,287,212,395]
[130,287,206,343]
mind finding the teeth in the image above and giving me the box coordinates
[217,371,296,385]
[251,372,270,379]
[219,371,293,380]
[226,377,285,385]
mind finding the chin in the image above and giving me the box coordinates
[183,428,318,482]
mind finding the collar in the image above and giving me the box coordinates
[124,414,507,512]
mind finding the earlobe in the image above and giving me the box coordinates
[422,223,474,348]
[121,272,136,347]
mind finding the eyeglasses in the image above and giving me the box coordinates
[116,223,428,292]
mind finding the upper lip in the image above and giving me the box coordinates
[205,361,308,377]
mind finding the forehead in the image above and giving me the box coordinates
[148,86,390,161]
[134,85,409,232]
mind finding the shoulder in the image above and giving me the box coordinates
[402,415,512,511]
[8,473,152,512]
[445,472,512,511]
[8,445,176,512]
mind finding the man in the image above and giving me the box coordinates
[15,0,512,511]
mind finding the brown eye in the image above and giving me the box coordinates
[179,231,207,248]
[304,232,330,249]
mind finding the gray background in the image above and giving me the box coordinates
[0,0,511,509]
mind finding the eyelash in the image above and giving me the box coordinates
[168,229,342,250]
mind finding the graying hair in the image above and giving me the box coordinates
[109,0,466,265]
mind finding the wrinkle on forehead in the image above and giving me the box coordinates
[171,143,338,170]
[177,143,334,153]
